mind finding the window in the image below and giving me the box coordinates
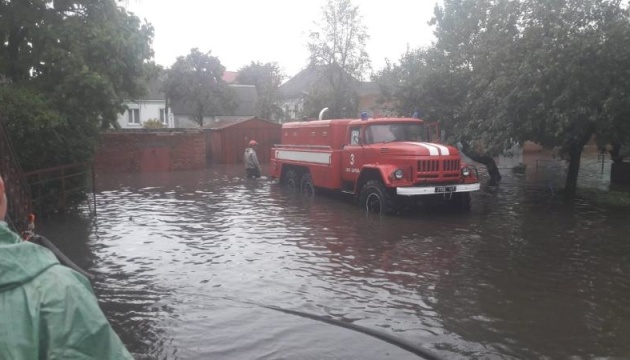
[128,109,140,124]
[366,123,426,144]
[350,128,361,145]
[159,108,167,124]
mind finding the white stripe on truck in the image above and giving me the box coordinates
[276,150,331,164]
[405,142,438,156]
[404,142,450,156]
[431,143,450,156]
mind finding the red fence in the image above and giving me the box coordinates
[23,163,95,215]
[94,130,206,173]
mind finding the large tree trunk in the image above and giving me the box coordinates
[460,141,502,186]
[564,129,594,197]
[565,143,583,197]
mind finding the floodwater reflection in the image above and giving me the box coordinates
[37,164,630,359]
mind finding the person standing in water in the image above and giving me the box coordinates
[245,139,262,179]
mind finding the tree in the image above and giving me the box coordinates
[305,0,370,119]
[454,0,630,195]
[508,0,630,195]
[236,61,285,121]
[0,0,154,171]
[430,0,522,185]
[377,0,630,195]
[164,48,236,127]
[373,0,512,185]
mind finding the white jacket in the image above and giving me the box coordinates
[244,147,261,170]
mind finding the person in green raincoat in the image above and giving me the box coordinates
[0,174,133,359]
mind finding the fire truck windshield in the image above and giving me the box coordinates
[365,123,427,144]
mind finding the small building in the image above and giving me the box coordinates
[206,117,281,164]
[117,76,173,129]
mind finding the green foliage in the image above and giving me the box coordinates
[305,0,370,119]
[1,86,63,170]
[301,75,360,119]
[164,48,236,127]
[0,0,153,214]
[0,0,154,172]
[236,61,285,121]
[374,0,630,195]
[374,48,468,134]
[143,119,164,129]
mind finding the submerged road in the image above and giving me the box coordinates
[39,163,630,359]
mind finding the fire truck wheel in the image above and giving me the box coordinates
[360,180,397,215]
[283,169,300,191]
[300,173,315,197]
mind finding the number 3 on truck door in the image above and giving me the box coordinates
[342,127,363,182]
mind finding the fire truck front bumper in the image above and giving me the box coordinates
[396,183,481,196]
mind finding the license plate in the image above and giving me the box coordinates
[435,186,456,193]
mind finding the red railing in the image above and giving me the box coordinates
[1,119,95,229]
[23,162,95,216]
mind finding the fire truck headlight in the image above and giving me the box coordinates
[393,169,404,180]
[461,166,471,177]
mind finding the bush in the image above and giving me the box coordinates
[143,118,164,129]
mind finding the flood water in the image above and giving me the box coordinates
[38,157,630,360]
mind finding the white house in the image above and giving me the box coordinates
[117,78,173,128]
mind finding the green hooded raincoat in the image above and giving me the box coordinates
[0,222,133,359]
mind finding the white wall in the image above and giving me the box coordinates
[117,100,174,128]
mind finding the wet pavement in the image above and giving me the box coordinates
[38,157,630,359]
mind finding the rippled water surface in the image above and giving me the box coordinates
[39,163,630,359]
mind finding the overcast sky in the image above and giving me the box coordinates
[124,0,440,78]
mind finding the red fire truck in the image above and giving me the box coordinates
[270,114,480,214]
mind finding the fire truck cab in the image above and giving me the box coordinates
[270,116,480,214]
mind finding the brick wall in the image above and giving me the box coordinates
[94,130,206,173]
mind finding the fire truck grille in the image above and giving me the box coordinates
[418,160,440,173]
[443,159,460,172]
[417,159,461,179]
